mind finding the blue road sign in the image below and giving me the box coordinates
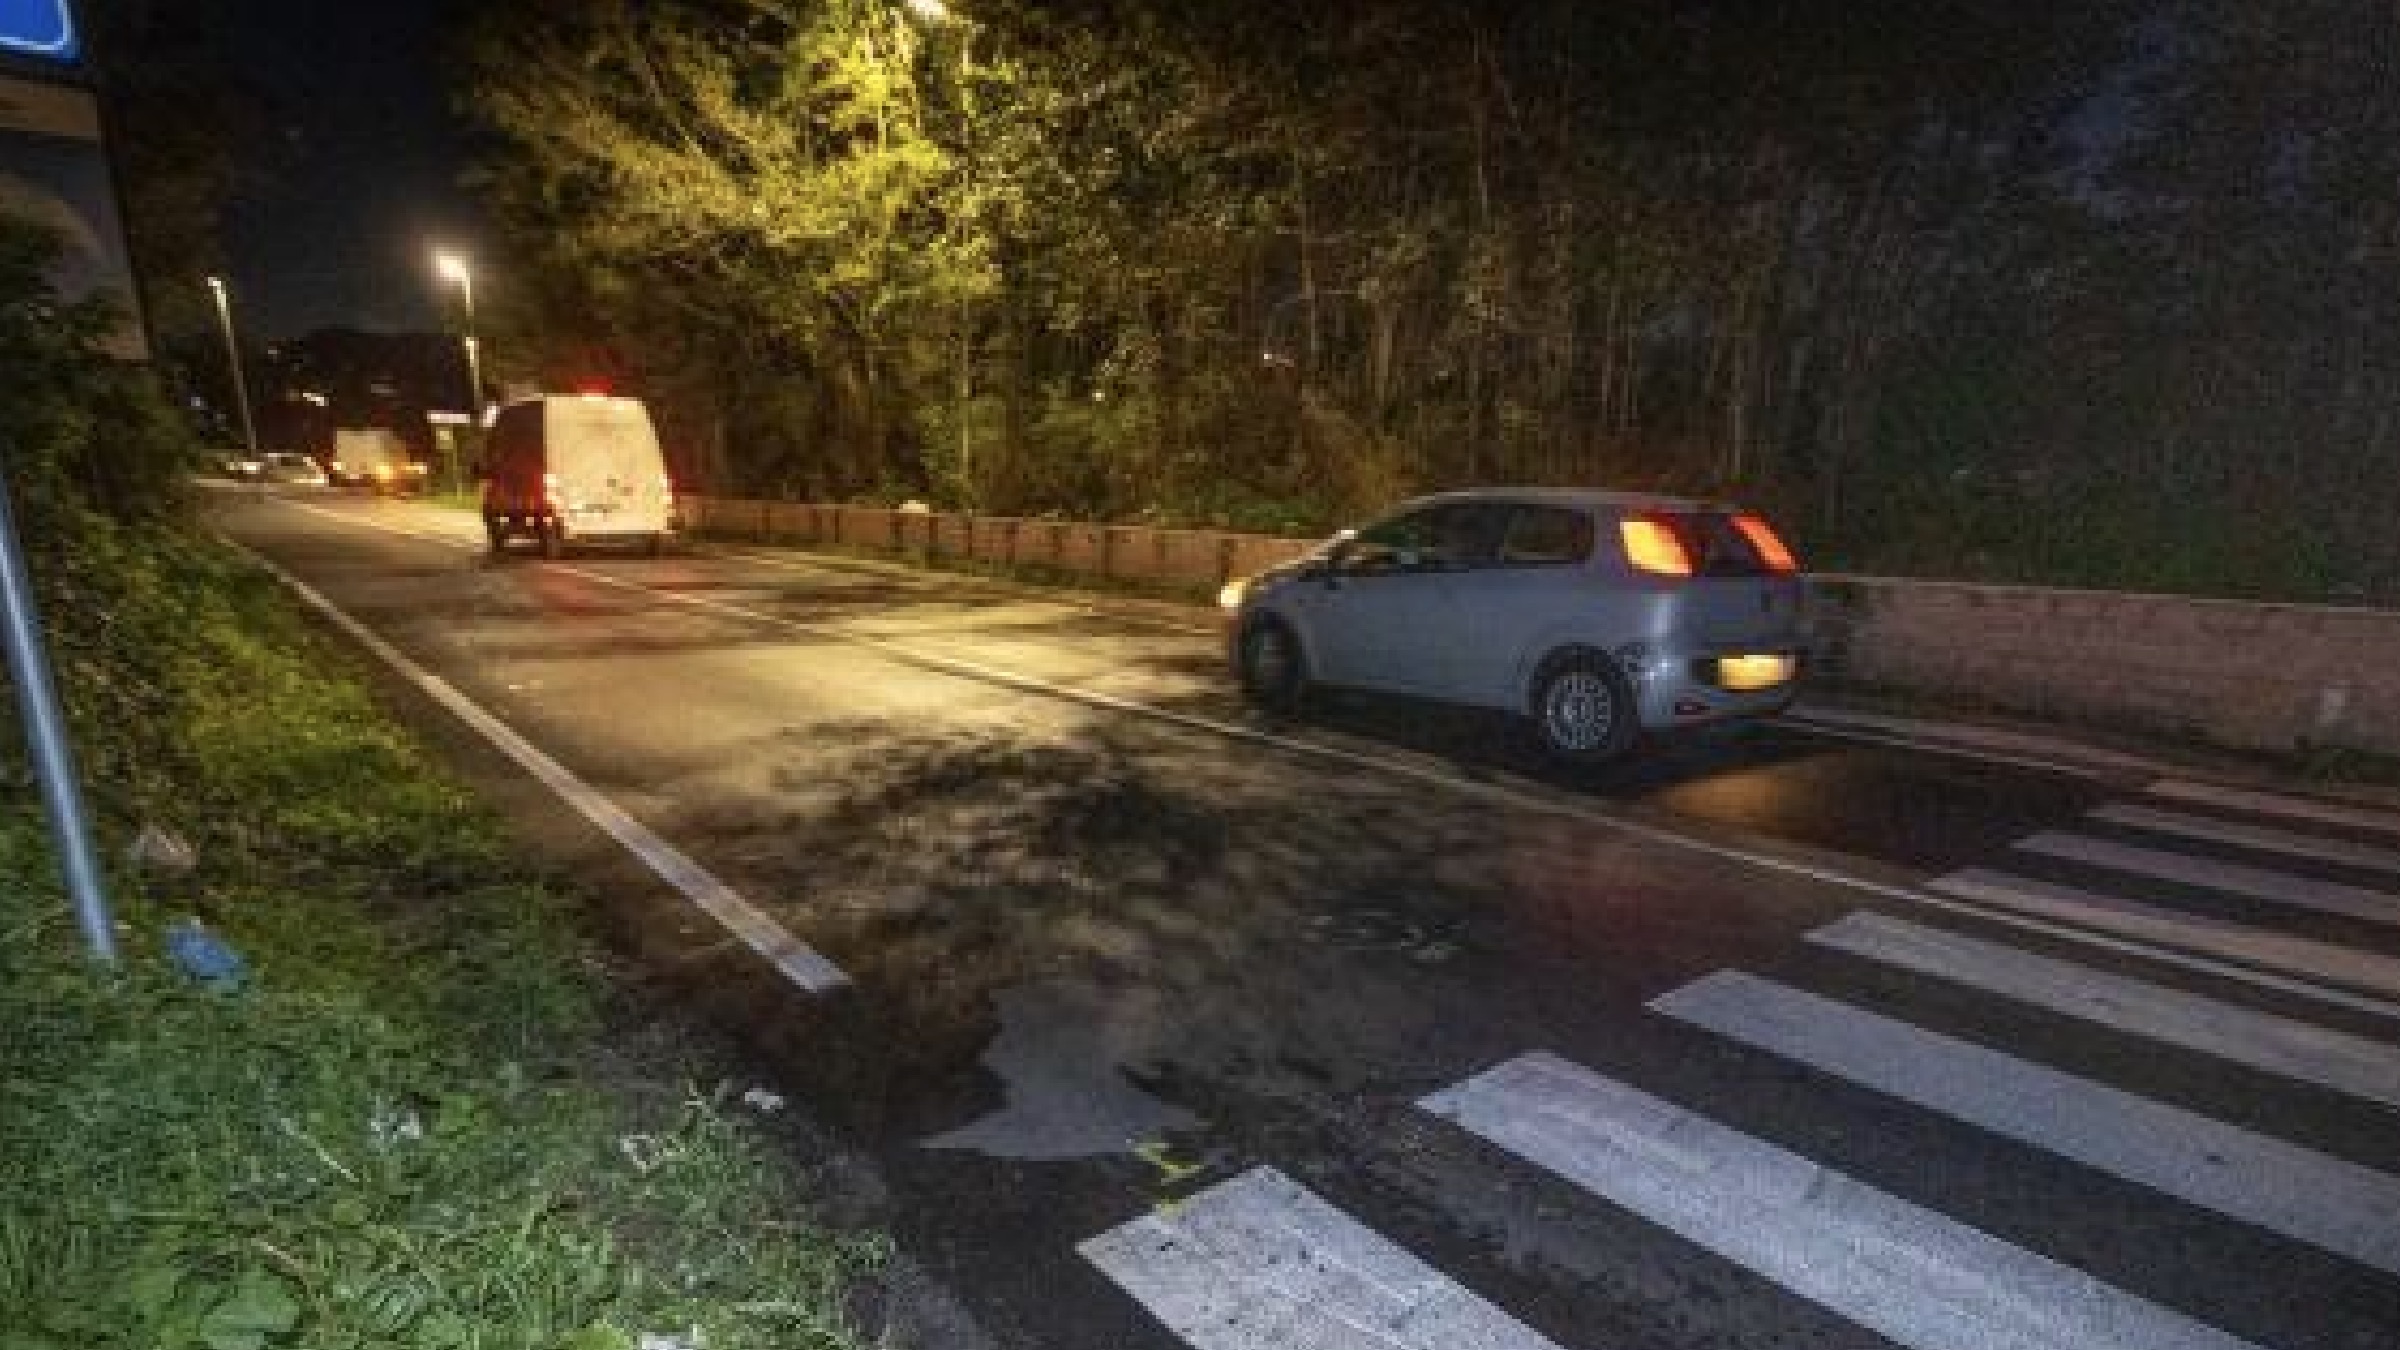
[0,0,77,62]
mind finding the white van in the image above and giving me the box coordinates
[330,428,423,493]
[479,394,677,557]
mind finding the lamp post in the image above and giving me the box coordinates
[204,275,259,454]
[434,251,482,411]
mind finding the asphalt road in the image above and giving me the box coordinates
[212,488,2400,1350]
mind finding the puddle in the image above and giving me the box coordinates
[919,979,1199,1161]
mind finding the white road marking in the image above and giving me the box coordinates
[234,545,851,995]
[1782,708,2157,779]
[2017,831,2400,927]
[1078,1166,1564,1350]
[1422,1053,2262,1350]
[1778,717,2113,779]
[1809,912,2400,1109]
[2149,779,2400,840]
[2091,802,2400,875]
[1928,868,2400,1008]
[255,497,2400,1024]
[718,546,1225,638]
[1652,971,2400,1274]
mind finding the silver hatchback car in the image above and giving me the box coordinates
[1221,488,1807,761]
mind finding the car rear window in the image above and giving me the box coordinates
[1499,506,1594,565]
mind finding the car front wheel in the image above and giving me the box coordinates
[1531,652,1638,764]
[1236,616,1309,714]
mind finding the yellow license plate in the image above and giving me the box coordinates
[1717,654,1795,691]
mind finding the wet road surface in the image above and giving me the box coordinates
[213,488,2400,1350]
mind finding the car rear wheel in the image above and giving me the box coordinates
[1531,652,1638,764]
[1236,617,1309,715]
[484,517,508,557]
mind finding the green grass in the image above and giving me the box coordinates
[0,516,878,1350]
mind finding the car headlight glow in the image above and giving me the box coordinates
[1217,578,1249,611]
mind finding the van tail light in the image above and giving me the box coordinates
[1619,514,1695,577]
[1731,513,1799,574]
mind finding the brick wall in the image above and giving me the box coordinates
[685,498,2400,755]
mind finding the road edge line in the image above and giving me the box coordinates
[224,534,852,996]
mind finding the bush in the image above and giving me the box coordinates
[0,213,195,527]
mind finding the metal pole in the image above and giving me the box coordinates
[206,276,259,453]
[0,459,119,965]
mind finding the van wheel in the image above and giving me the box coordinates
[1530,652,1638,764]
[1236,616,1309,715]
[538,523,565,560]
[484,518,508,557]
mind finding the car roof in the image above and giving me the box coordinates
[1390,485,1728,514]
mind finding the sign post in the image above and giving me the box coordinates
[1,0,124,964]
[0,456,117,964]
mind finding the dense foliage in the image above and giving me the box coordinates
[457,0,2400,600]
[0,216,194,523]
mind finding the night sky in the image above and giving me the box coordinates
[218,0,484,338]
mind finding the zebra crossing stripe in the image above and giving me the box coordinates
[1929,868,2400,1011]
[2090,803,2400,875]
[2148,780,2400,840]
[2016,831,2400,927]
[1809,912,2400,1109]
[1652,971,2400,1274]
[1079,1166,1565,1350]
[1423,1053,2263,1350]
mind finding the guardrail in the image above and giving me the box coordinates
[684,496,2400,757]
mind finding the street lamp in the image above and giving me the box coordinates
[905,0,950,21]
[204,275,259,454]
[433,250,482,412]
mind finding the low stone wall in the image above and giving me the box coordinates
[685,496,2400,755]
[1807,576,2400,755]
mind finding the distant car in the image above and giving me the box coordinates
[480,393,678,557]
[257,452,328,488]
[223,452,265,480]
[1219,488,1807,763]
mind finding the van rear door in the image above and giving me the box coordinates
[545,397,670,535]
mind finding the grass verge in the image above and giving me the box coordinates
[0,514,878,1350]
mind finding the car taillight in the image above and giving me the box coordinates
[1619,514,1694,577]
[1731,513,1798,574]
